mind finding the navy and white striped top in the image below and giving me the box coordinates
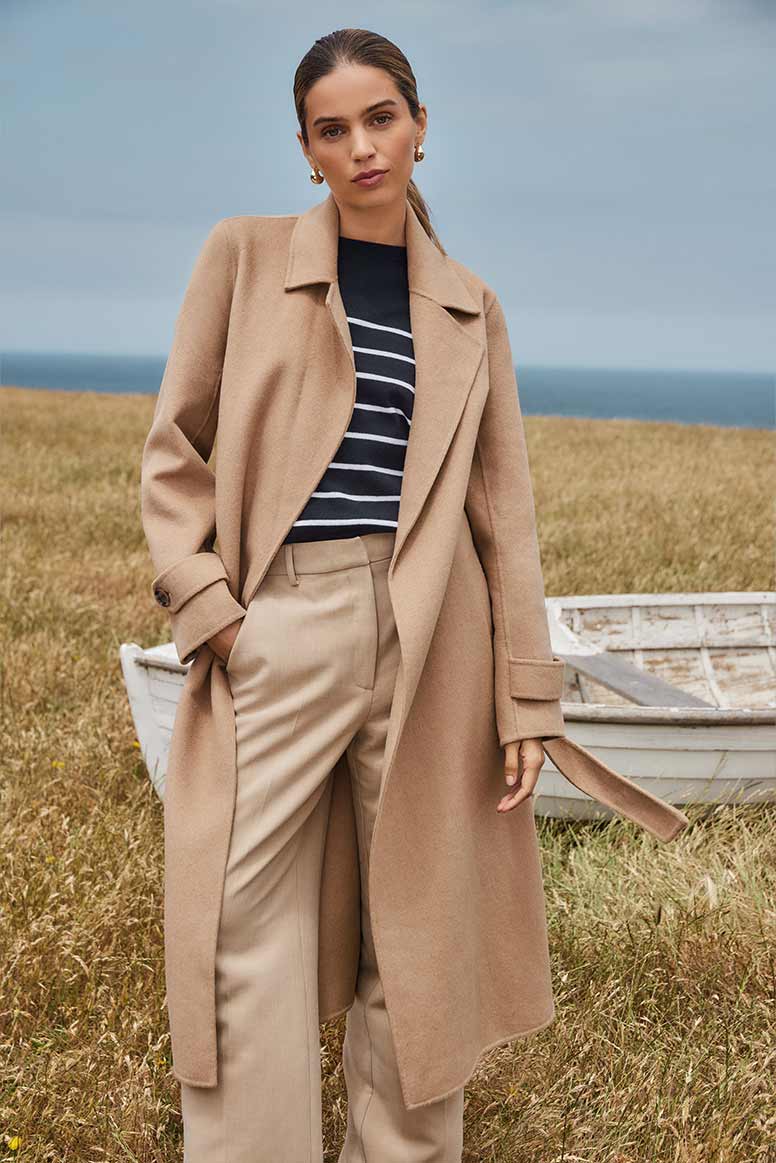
[283,233,414,543]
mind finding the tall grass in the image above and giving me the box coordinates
[1,387,774,1161]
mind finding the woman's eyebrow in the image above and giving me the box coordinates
[312,99,399,128]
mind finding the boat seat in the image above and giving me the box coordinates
[559,651,716,709]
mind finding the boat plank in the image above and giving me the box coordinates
[562,651,716,708]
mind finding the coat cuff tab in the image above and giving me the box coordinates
[151,552,230,613]
[508,655,565,700]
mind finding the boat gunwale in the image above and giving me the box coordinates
[559,703,776,727]
[546,591,776,609]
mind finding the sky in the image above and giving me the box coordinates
[3,0,775,372]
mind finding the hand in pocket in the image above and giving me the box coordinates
[208,617,245,665]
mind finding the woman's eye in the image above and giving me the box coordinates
[321,113,393,140]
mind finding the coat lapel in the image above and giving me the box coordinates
[284,191,484,569]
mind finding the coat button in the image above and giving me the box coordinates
[154,586,171,607]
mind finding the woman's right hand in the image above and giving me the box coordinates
[208,618,244,665]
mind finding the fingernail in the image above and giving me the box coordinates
[506,775,515,785]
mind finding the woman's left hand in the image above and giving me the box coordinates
[497,738,545,812]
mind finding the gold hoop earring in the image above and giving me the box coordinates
[310,167,324,184]
[414,143,425,162]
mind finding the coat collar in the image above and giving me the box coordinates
[284,189,481,316]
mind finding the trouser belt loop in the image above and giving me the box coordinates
[284,543,300,586]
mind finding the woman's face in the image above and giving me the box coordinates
[298,63,426,215]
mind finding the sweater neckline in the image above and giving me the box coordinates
[338,234,407,260]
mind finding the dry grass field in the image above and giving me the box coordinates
[2,385,775,1162]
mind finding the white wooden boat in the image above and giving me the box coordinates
[120,591,776,819]
[541,591,775,818]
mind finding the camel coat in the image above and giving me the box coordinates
[140,191,689,1110]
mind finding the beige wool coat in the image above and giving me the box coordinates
[139,191,689,1110]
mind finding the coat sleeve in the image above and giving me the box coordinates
[140,218,247,666]
[464,289,566,746]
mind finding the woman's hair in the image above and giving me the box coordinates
[293,28,445,254]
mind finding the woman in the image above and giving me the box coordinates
[140,27,688,1163]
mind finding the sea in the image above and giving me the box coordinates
[2,351,773,429]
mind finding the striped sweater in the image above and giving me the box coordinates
[283,233,414,543]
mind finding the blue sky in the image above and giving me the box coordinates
[3,0,774,371]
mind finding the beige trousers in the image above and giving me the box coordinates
[180,530,465,1162]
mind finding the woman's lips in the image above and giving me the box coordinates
[353,170,387,187]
